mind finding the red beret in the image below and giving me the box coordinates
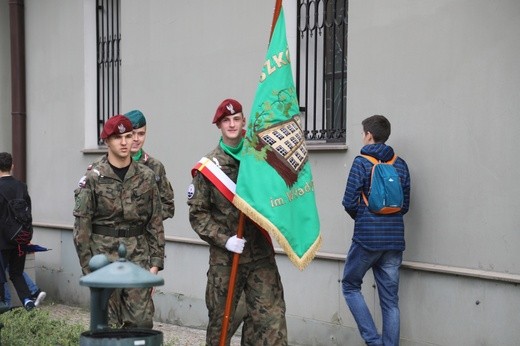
[212,99,243,124]
[100,115,133,139]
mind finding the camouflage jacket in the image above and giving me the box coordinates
[73,155,165,274]
[136,151,175,220]
[187,145,273,265]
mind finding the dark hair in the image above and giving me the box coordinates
[0,152,13,172]
[362,115,391,143]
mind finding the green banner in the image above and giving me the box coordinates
[234,8,321,270]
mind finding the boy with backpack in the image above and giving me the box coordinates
[341,115,411,346]
[0,152,36,312]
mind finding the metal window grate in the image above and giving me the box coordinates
[96,0,121,145]
[296,0,348,143]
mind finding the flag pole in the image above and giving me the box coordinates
[219,212,245,346]
[219,2,283,345]
[270,0,283,42]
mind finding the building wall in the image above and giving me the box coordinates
[0,1,12,151]
[3,0,519,345]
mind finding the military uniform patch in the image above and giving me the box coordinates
[187,184,195,199]
[78,175,87,188]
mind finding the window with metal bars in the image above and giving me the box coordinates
[96,0,121,145]
[296,0,348,144]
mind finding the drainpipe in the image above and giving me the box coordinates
[9,0,27,182]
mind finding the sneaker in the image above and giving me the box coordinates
[23,299,35,311]
[0,300,9,314]
[31,289,41,300]
[34,291,46,307]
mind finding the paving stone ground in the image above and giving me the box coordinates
[40,302,241,346]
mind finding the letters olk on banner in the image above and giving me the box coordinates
[233,7,321,270]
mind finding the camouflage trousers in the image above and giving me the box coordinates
[205,256,287,346]
[108,287,155,329]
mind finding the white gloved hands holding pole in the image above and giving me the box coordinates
[225,235,246,254]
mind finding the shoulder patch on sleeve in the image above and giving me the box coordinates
[78,175,87,188]
[187,184,195,199]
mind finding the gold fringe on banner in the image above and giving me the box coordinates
[233,195,322,270]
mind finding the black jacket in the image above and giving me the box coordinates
[0,176,32,250]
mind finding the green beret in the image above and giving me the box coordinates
[124,110,147,129]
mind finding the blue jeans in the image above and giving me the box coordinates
[342,242,402,346]
[4,272,38,307]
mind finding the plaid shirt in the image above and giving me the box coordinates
[342,143,411,251]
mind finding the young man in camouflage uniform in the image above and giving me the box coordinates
[73,115,165,328]
[187,99,287,346]
[125,109,175,220]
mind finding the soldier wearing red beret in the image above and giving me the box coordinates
[73,115,165,329]
[188,99,288,345]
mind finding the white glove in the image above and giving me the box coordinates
[225,235,246,254]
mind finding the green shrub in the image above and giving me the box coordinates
[0,308,84,346]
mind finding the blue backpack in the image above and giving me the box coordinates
[361,154,403,214]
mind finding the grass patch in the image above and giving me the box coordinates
[0,302,186,345]
[0,307,84,346]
